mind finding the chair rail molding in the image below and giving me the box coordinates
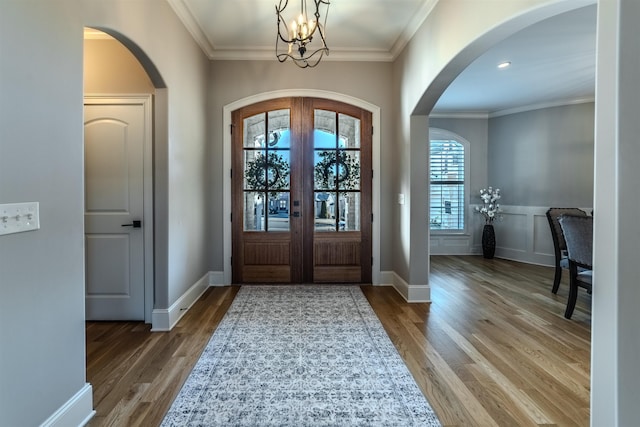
[430,205,592,266]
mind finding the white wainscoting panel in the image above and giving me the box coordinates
[429,235,473,255]
[533,213,555,256]
[496,209,529,259]
[430,205,592,266]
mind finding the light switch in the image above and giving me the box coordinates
[397,193,405,205]
[0,202,40,236]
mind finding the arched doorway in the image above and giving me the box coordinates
[231,97,372,283]
[83,27,166,322]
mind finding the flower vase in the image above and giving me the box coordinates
[482,224,496,259]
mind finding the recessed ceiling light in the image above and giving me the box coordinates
[497,61,512,69]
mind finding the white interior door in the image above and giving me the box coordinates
[84,101,146,320]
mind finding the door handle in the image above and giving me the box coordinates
[121,220,142,228]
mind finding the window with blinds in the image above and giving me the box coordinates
[430,139,464,230]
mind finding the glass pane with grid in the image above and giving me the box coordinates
[243,110,291,231]
[314,110,361,232]
[430,140,464,230]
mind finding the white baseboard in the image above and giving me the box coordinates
[379,271,395,287]
[151,272,210,331]
[39,383,95,427]
[208,271,226,286]
[380,271,431,303]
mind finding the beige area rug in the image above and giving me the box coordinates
[161,285,442,426]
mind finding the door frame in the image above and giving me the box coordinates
[223,90,381,284]
[84,94,154,322]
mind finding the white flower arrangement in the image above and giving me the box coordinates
[475,186,502,224]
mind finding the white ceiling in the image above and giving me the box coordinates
[168,0,597,115]
[433,4,596,116]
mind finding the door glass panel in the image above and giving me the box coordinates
[243,109,291,232]
[244,113,266,148]
[339,192,360,231]
[244,150,266,189]
[314,110,336,148]
[337,150,360,191]
[267,192,290,231]
[268,110,291,148]
[244,191,266,231]
[314,192,337,232]
[338,113,360,148]
[314,150,336,190]
[243,151,290,190]
[314,109,361,232]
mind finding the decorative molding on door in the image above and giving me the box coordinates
[39,383,95,427]
[223,89,381,285]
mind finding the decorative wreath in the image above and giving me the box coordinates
[245,152,290,196]
[314,150,360,191]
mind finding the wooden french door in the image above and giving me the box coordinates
[232,97,372,283]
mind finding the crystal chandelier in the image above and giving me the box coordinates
[275,0,330,68]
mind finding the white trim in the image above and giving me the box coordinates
[151,272,210,331]
[428,128,471,235]
[390,0,439,60]
[379,271,395,287]
[384,271,431,303]
[210,48,395,63]
[429,112,490,119]
[489,97,595,118]
[431,97,595,119]
[84,95,154,324]
[39,383,95,427]
[208,271,226,286]
[168,0,437,63]
[166,0,215,58]
[462,204,593,266]
[223,89,381,286]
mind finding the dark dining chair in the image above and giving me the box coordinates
[545,208,587,293]
[558,214,593,319]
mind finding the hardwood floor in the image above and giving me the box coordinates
[86,256,591,426]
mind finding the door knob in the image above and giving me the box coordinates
[121,220,142,228]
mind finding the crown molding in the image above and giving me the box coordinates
[429,112,490,119]
[167,0,216,58]
[430,97,595,119]
[169,0,436,62]
[489,97,595,118]
[209,47,395,62]
[390,0,439,60]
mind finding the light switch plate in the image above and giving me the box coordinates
[0,202,40,236]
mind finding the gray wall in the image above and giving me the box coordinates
[488,102,594,207]
[390,0,556,287]
[209,60,395,272]
[0,1,87,425]
[84,0,212,307]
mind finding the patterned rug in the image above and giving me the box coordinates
[161,286,442,427]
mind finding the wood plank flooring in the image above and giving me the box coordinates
[86,255,591,426]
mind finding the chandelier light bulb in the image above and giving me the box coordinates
[276,0,330,68]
